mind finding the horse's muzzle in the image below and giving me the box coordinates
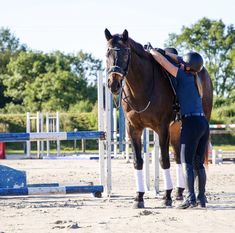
[108,73,123,95]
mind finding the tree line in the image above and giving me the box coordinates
[0,18,234,123]
[0,28,102,113]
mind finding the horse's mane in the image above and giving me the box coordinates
[128,38,150,59]
[128,37,168,77]
[112,33,167,77]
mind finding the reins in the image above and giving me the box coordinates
[114,53,155,114]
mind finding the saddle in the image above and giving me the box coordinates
[161,54,181,122]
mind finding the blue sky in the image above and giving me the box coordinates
[0,0,234,64]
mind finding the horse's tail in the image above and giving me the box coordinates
[204,141,209,168]
[204,135,212,169]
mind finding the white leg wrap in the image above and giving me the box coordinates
[162,168,173,190]
[176,164,185,188]
[135,169,145,192]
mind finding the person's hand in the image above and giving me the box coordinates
[177,56,184,64]
[144,42,153,52]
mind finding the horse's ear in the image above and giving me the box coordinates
[105,28,113,41]
[122,29,128,42]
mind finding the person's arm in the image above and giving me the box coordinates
[150,49,179,77]
[165,51,183,64]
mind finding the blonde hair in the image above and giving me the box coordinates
[194,74,203,98]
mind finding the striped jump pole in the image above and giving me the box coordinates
[0,185,104,197]
[0,131,105,142]
[209,124,235,129]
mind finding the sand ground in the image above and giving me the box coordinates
[0,158,234,233]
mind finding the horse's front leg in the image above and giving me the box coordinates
[126,121,144,208]
[159,126,173,207]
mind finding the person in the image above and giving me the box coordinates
[145,43,209,209]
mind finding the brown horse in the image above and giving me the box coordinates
[104,29,213,208]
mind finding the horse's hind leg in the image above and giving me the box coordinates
[158,126,173,207]
[126,121,144,208]
[169,121,185,200]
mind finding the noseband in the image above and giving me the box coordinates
[106,47,131,78]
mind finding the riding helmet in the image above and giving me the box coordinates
[183,52,203,72]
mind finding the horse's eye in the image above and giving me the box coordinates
[106,48,111,56]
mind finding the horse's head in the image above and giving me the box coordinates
[105,28,131,95]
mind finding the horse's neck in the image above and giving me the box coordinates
[125,53,153,96]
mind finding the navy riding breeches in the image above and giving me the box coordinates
[180,116,209,169]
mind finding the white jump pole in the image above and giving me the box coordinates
[143,128,150,191]
[105,76,112,195]
[36,112,41,158]
[98,71,105,187]
[152,132,160,194]
[40,112,44,158]
[113,108,117,158]
[46,113,50,157]
[56,112,60,156]
[26,112,31,158]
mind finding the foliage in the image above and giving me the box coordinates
[0,28,102,113]
[0,28,27,108]
[165,18,235,98]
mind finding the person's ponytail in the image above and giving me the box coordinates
[194,74,203,98]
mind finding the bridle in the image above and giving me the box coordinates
[106,46,153,114]
[106,46,131,78]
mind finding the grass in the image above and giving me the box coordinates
[211,145,235,150]
[5,145,235,155]
[6,148,98,155]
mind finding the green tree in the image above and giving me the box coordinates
[165,18,235,98]
[0,28,26,108]
[2,50,102,112]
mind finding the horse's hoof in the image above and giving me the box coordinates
[162,199,172,208]
[133,201,145,209]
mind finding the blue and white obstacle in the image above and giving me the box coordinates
[0,165,103,197]
[0,165,27,188]
[0,131,105,142]
[0,185,103,197]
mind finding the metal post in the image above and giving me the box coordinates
[119,105,125,153]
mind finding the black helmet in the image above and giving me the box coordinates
[183,52,203,72]
[164,47,178,55]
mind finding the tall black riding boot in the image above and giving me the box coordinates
[197,168,207,208]
[178,164,196,209]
